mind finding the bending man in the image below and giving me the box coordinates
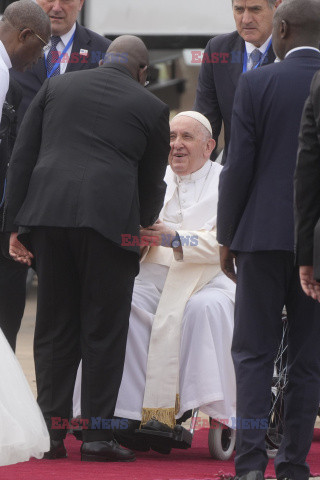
[5,35,169,463]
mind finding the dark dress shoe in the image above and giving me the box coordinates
[140,419,173,454]
[150,442,172,455]
[143,419,174,433]
[43,439,67,459]
[236,471,265,480]
[81,439,136,462]
[114,419,150,452]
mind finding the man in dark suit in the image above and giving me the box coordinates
[194,0,280,164]
[0,79,25,352]
[5,35,170,462]
[1,0,111,351]
[295,73,320,302]
[217,1,320,479]
[0,0,51,351]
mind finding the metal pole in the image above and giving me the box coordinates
[189,408,199,436]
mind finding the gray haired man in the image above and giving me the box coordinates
[194,0,281,164]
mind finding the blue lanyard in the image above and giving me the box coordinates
[45,32,75,78]
[242,38,273,73]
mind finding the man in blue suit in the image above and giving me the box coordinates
[217,1,320,479]
[194,0,281,164]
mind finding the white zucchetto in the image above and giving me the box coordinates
[171,111,212,136]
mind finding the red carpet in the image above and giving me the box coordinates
[2,429,320,480]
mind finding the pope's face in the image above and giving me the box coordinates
[169,117,214,176]
[233,0,276,47]
[36,0,85,36]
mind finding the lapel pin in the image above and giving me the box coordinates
[80,49,89,56]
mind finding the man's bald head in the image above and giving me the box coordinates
[272,0,320,59]
[3,0,51,41]
[103,35,149,86]
[0,0,51,72]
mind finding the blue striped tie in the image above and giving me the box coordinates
[250,48,262,70]
[47,36,61,77]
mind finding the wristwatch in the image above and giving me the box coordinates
[171,231,181,248]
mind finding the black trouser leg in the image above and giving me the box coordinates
[72,228,137,442]
[233,251,286,476]
[0,239,28,351]
[31,227,82,440]
[233,251,320,480]
[275,267,320,480]
[30,227,138,442]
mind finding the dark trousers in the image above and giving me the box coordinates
[233,251,320,480]
[30,227,138,442]
[0,237,28,351]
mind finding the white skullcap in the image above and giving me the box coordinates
[171,111,212,136]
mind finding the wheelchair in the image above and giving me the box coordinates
[136,408,236,460]
[137,311,288,461]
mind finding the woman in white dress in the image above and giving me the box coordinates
[0,328,50,466]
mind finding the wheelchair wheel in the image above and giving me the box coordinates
[266,312,288,450]
[208,419,236,460]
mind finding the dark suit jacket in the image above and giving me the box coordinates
[295,71,320,268]
[194,31,276,163]
[10,22,111,125]
[217,49,320,252]
[0,79,22,193]
[5,63,170,255]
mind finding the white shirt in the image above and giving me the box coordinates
[285,46,320,59]
[0,40,12,120]
[44,23,76,75]
[141,159,222,279]
[162,160,214,231]
[245,35,272,71]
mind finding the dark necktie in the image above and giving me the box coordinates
[250,48,262,70]
[46,36,61,77]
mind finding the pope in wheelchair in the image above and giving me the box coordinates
[73,111,236,455]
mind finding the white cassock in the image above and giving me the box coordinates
[74,160,236,426]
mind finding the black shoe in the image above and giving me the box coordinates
[236,471,265,480]
[43,439,67,459]
[143,419,174,433]
[114,419,150,452]
[150,442,172,455]
[81,439,136,462]
[140,419,173,454]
